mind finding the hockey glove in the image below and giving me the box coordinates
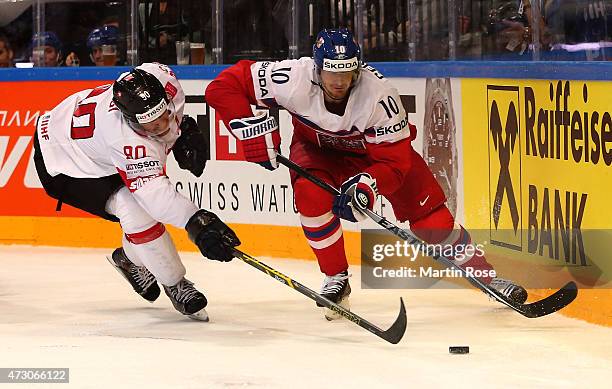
[332,173,379,222]
[229,112,280,170]
[185,210,241,262]
[173,115,208,177]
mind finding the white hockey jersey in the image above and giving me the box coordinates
[250,57,414,153]
[36,62,198,227]
[206,57,417,195]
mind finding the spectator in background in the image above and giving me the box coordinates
[483,0,552,58]
[223,0,287,62]
[0,34,14,67]
[31,31,81,67]
[87,25,120,66]
[139,0,188,64]
[139,0,211,64]
[544,0,612,60]
[31,31,63,67]
[2,7,32,63]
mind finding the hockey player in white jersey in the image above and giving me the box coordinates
[34,62,241,320]
[206,29,527,320]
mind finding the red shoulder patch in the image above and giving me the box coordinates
[165,82,178,99]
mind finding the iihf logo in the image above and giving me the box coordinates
[487,85,522,251]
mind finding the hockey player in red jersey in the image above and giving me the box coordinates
[35,63,240,320]
[206,29,526,319]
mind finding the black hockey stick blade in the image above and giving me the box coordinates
[429,249,578,318]
[506,281,578,318]
[381,297,407,344]
[234,249,407,344]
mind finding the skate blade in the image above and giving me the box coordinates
[188,308,210,322]
[324,297,350,321]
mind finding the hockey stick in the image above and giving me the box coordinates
[233,248,407,344]
[276,153,578,319]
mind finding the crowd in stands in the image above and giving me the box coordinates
[0,0,610,68]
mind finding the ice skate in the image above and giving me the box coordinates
[489,277,528,305]
[106,248,160,302]
[163,278,209,321]
[317,270,351,321]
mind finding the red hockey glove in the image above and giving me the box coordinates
[332,173,379,222]
[229,112,280,170]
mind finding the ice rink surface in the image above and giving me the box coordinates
[0,245,610,389]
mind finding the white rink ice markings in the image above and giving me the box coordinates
[0,245,610,389]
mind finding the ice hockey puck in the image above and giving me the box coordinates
[449,346,469,354]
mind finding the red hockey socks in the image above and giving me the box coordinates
[294,175,349,276]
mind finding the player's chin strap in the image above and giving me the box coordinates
[274,152,578,319]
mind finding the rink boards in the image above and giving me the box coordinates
[0,63,610,325]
